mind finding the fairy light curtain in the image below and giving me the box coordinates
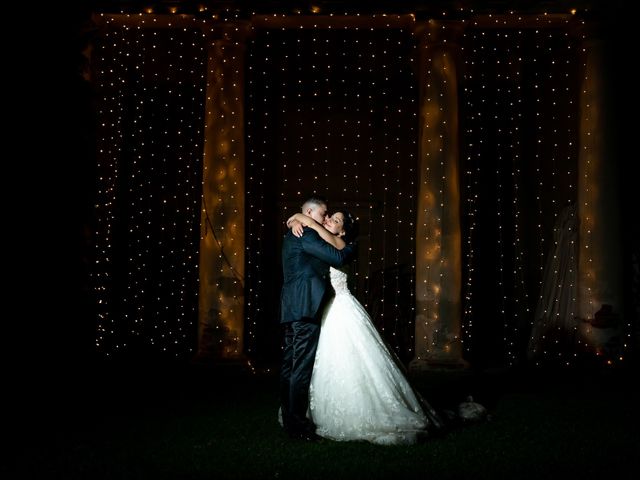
[245,23,418,363]
[460,24,580,367]
[93,19,207,359]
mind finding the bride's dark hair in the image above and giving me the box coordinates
[336,209,359,244]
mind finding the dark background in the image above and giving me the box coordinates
[29,1,637,382]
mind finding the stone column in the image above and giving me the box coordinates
[576,27,624,352]
[411,21,467,370]
[197,22,250,362]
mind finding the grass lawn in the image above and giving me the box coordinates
[8,362,639,479]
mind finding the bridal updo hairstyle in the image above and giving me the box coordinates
[336,209,359,244]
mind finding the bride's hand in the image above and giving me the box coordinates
[286,213,313,237]
[289,219,304,237]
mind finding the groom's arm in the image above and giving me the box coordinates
[299,228,355,267]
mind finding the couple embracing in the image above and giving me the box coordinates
[279,195,442,445]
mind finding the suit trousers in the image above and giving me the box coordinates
[279,319,321,433]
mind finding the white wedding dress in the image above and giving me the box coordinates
[308,267,430,445]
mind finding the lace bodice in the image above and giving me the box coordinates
[330,267,349,295]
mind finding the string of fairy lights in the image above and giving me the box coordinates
[526,22,583,365]
[578,22,596,340]
[504,29,529,365]
[365,31,375,311]
[491,28,508,363]
[532,25,547,350]
[91,8,620,367]
[489,28,511,358]
[461,29,478,356]
[379,31,388,333]
[245,18,416,359]
[460,14,587,366]
[93,14,207,357]
[530,26,573,364]
[406,34,418,355]
[576,20,629,365]
[561,28,579,363]
[418,25,439,354]
[244,29,264,357]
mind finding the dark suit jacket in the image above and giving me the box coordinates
[280,227,355,323]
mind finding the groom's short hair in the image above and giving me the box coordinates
[301,195,328,212]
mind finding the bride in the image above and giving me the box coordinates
[286,210,443,445]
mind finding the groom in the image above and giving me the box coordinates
[279,195,354,441]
